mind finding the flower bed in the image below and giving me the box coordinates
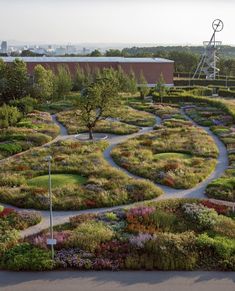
[111,117,218,189]
[2,199,235,271]
[0,206,42,259]
[0,110,60,159]
[0,139,163,210]
[185,103,235,201]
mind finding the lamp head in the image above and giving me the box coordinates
[45,155,53,162]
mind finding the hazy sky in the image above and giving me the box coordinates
[0,0,234,45]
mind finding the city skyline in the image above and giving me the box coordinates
[0,0,234,45]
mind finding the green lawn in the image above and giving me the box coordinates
[154,152,191,161]
[28,174,87,189]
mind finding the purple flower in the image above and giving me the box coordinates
[129,233,153,248]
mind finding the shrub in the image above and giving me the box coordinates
[129,233,153,248]
[27,231,72,250]
[69,213,97,227]
[196,234,235,261]
[105,212,118,221]
[182,203,218,230]
[206,177,235,202]
[55,248,93,269]
[0,228,19,254]
[149,210,178,232]
[0,143,22,155]
[0,104,21,128]
[1,243,54,271]
[201,200,229,214]
[69,221,114,252]
[16,210,42,229]
[213,216,235,238]
[144,232,198,270]
[10,96,37,115]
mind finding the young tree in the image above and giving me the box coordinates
[0,59,7,102]
[76,74,118,140]
[32,65,54,101]
[116,66,129,92]
[138,71,149,99]
[10,96,37,116]
[127,69,137,94]
[73,65,86,91]
[155,73,166,103]
[0,104,21,128]
[5,59,29,100]
[54,65,72,99]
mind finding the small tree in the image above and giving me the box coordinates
[32,65,54,101]
[127,69,137,94]
[138,71,149,99]
[0,59,7,102]
[54,65,72,99]
[155,73,166,103]
[0,104,21,128]
[10,96,37,116]
[73,65,86,91]
[76,74,118,140]
[5,59,29,100]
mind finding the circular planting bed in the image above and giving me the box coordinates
[0,139,162,210]
[28,174,87,189]
[111,119,219,189]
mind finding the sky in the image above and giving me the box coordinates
[0,0,234,46]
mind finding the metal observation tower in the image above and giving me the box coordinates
[193,19,224,80]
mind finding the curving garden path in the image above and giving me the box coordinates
[0,108,230,237]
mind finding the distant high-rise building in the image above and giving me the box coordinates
[1,41,7,54]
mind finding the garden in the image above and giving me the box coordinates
[184,103,235,201]
[0,205,42,264]
[111,114,218,189]
[56,105,155,135]
[0,139,163,210]
[0,110,60,159]
[1,199,234,271]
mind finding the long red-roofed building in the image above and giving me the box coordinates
[1,56,174,86]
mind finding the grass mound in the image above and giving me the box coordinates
[28,174,87,189]
[154,152,191,161]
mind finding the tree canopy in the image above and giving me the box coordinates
[76,69,119,139]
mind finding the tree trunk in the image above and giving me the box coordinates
[88,128,93,140]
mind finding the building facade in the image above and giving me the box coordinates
[1,56,174,86]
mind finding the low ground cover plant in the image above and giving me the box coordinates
[0,139,163,210]
[2,199,234,271]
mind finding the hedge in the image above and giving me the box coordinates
[174,79,235,87]
[152,94,235,120]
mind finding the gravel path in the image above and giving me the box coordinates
[0,110,229,237]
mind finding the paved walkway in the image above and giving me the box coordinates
[0,110,230,237]
[1,271,235,291]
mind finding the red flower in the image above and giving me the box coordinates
[84,199,96,208]
[0,208,15,217]
[201,200,228,214]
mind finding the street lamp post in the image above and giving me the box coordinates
[45,155,56,260]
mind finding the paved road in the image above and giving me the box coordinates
[0,271,235,291]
